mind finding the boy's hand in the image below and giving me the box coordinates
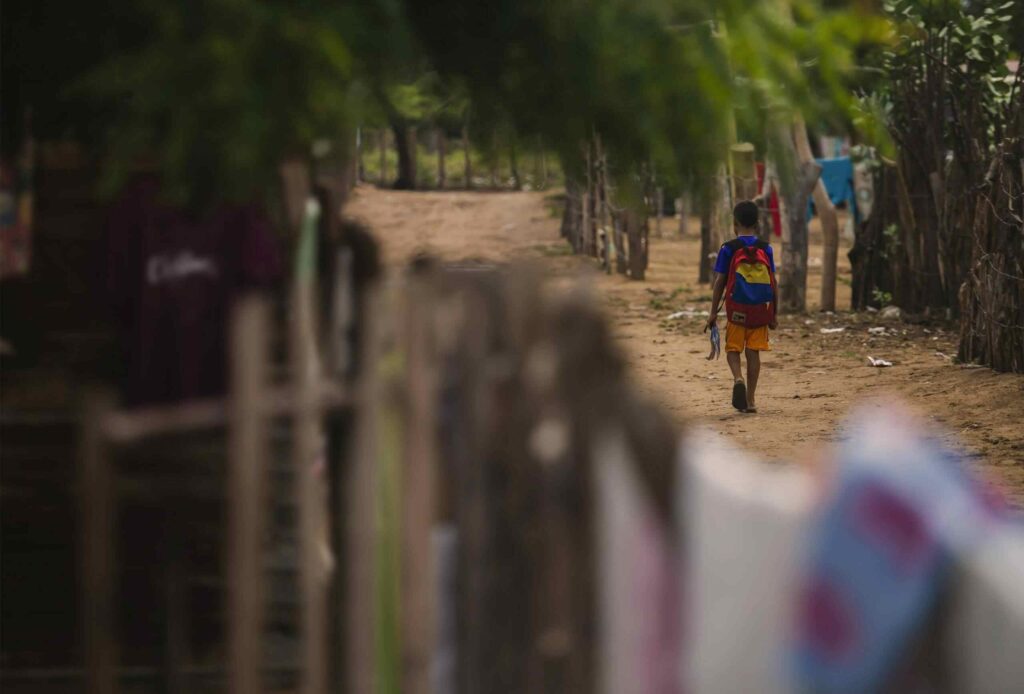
[704,314,717,333]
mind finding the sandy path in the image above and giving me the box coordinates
[347,185,1024,503]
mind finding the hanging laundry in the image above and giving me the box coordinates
[793,407,1013,694]
[755,162,782,237]
[595,428,682,694]
[105,176,283,406]
[807,157,858,223]
[679,428,814,694]
[0,113,34,279]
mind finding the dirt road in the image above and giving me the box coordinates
[347,186,1024,503]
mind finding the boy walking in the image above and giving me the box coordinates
[704,200,777,413]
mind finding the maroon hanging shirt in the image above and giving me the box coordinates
[106,177,282,406]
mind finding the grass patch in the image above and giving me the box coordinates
[648,286,689,311]
[533,243,574,257]
[544,192,567,219]
[359,132,564,190]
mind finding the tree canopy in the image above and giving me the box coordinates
[3,0,888,206]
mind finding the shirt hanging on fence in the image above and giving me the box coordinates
[807,157,858,223]
[0,145,34,279]
[106,176,282,406]
[793,406,1015,693]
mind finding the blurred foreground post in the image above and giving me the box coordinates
[80,390,117,694]
[346,289,381,694]
[401,274,439,694]
[227,296,270,694]
[292,202,327,694]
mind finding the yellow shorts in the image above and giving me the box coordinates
[725,322,771,352]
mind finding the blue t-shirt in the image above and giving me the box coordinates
[713,236,776,275]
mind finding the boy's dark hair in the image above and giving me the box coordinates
[733,200,759,229]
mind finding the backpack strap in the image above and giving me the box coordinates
[725,238,745,252]
[753,239,769,251]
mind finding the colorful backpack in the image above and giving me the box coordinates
[724,238,777,328]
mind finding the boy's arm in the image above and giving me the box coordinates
[704,273,727,332]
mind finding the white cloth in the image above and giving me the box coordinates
[679,428,814,694]
[594,429,682,694]
[947,524,1024,693]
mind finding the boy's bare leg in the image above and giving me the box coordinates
[727,351,743,382]
[745,348,761,409]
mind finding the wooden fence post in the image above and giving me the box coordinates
[729,143,758,201]
[227,296,271,694]
[291,207,328,694]
[438,128,447,189]
[462,125,472,189]
[346,288,382,694]
[401,275,439,694]
[80,389,117,694]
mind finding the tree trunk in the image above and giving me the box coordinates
[778,160,822,313]
[713,164,731,248]
[579,142,594,259]
[677,195,688,237]
[793,118,840,311]
[509,141,521,190]
[379,129,388,186]
[626,207,648,280]
[655,188,663,239]
[355,127,363,183]
[538,137,549,189]
[698,190,713,284]
[392,121,417,190]
[436,127,446,190]
[462,125,472,189]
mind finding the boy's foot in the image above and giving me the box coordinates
[732,379,748,412]
[744,406,758,414]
